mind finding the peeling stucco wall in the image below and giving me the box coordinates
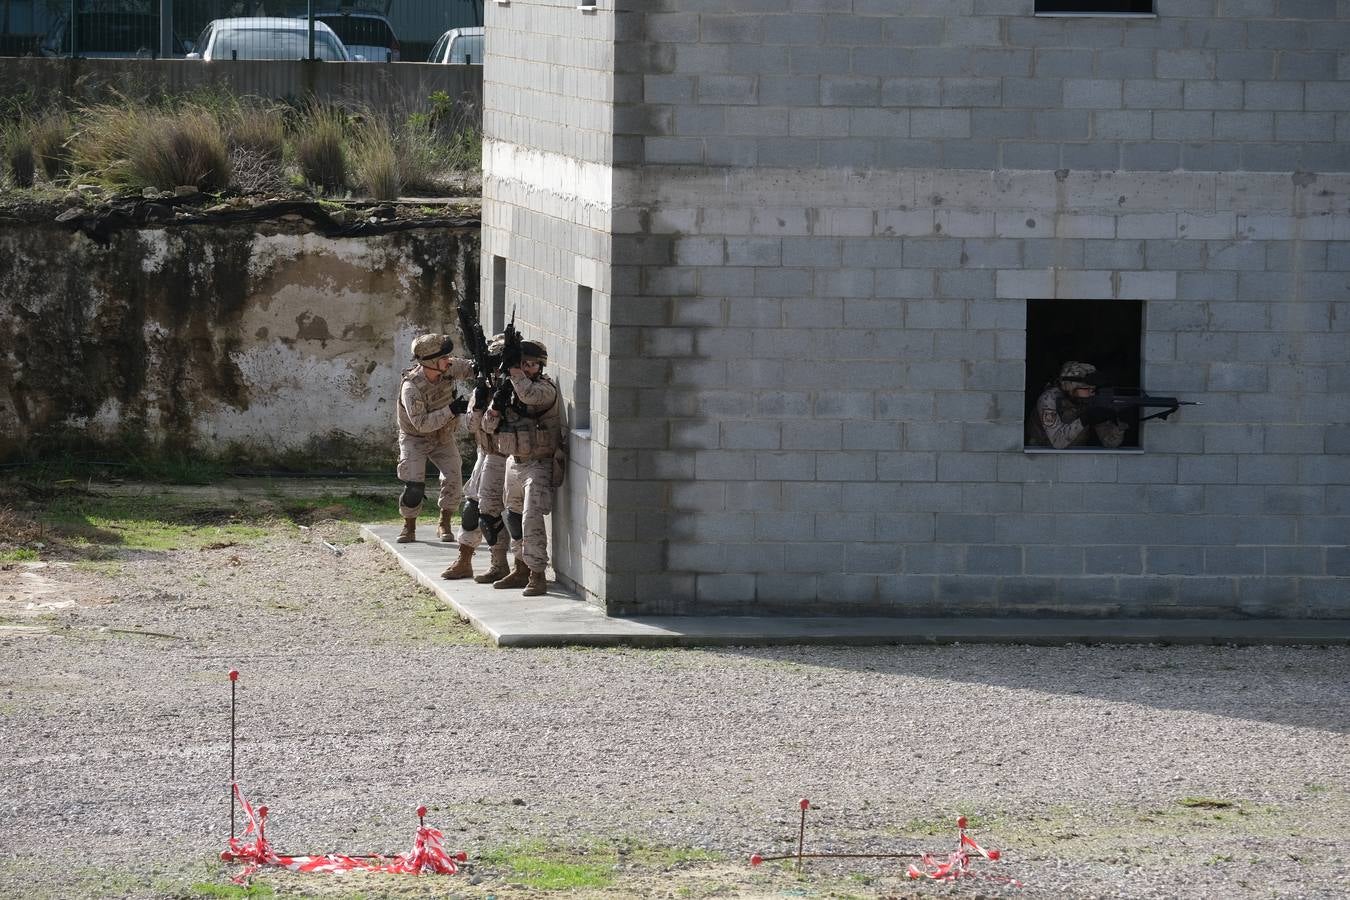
[0,218,480,467]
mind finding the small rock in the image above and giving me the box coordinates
[174,185,199,197]
[55,208,84,223]
[141,187,159,199]
[62,191,82,204]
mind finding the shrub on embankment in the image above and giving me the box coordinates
[0,89,480,199]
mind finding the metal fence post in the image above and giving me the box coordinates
[160,0,173,59]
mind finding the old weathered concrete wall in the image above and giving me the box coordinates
[0,217,479,467]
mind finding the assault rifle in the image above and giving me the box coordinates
[490,309,523,415]
[1086,384,1200,423]
[456,301,493,381]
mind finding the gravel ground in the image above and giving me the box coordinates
[0,493,1347,899]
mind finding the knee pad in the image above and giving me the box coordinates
[480,513,503,546]
[460,498,480,532]
[399,480,426,509]
[505,510,523,541]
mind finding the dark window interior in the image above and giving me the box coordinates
[1024,299,1144,449]
[1036,1,1154,12]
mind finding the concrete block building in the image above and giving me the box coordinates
[481,1,1349,619]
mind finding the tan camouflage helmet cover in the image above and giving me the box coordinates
[521,340,548,364]
[411,333,454,362]
[1058,361,1097,387]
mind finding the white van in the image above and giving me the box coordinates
[427,26,483,65]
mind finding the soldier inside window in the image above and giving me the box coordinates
[1029,361,1128,450]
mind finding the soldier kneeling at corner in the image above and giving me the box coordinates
[395,333,473,544]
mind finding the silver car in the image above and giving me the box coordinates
[427,26,483,65]
[186,17,353,61]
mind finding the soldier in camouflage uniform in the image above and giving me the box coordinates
[441,337,514,583]
[482,339,562,597]
[1033,361,1127,450]
[395,333,473,543]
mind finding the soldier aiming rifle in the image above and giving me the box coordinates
[1031,361,1198,450]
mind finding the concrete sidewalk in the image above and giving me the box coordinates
[362,524,1350,648]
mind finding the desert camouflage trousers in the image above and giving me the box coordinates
[396,434,463,519]
[505,455,553,574]
[457,447,515,553]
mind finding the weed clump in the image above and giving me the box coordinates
[2,120,35,187]
[294,103,348,193]
[351,116,400,200]
[30,109,72,181]
[1,90,480,200]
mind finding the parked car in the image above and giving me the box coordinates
[186,17,354,61]
[40,12,190,58]
[427,26,482,65]
[313,11,400,62]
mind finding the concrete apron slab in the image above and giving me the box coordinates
[362,525,1350,648]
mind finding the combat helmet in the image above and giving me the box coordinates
[520,340,548,365]
[411,333,454,363]
[1058,361,1097,390]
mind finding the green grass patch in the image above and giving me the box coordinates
[476,838,722,891]
[186,882,274,898]
[1,547,39,562]
[40,494,272,552]
[477,841,614,891]
[280,493,400,526]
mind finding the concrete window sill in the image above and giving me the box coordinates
[1023,447,1146,454]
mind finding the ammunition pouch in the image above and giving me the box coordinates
[494,418,559,461]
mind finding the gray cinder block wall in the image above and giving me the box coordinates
[485,1,1350,618]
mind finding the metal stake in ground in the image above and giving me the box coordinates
[229,669,239,840]
[797,798,809,870]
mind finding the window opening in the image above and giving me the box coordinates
[575,286,593,432]
[1024,299,1144,450]
[1035,1,1154,13]
[491,256,506,334]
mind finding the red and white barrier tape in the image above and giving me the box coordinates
[221,784,464,883]
[906,818,1019,886]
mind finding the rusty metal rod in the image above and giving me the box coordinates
[758,851,925,862]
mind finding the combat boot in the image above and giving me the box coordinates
[492,558,530,590]
[474,542,510,584]
[523,569,548,597]
[397,516,417,543]
[440,544,475,580]
[437,509,455,542]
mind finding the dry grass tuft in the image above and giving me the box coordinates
[71,104,230,191]
[293,103,347,193]
[3,121,35,188]
[224,99,285,164]
[30,109,72,181]
[351,115,401,200]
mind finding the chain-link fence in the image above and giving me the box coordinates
[0,0,482,64]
